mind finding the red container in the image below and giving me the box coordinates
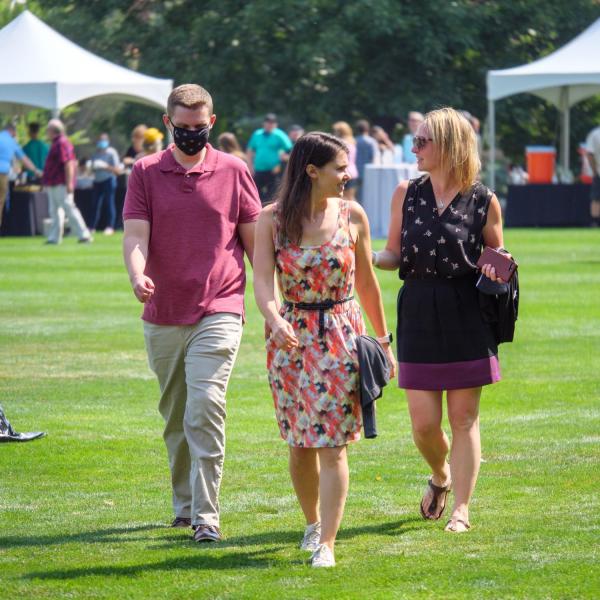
[526,146,556,183]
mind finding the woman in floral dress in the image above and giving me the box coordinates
[254,132,395,567]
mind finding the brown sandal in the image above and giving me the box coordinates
[444,517,471,533]
[420,477,451,520]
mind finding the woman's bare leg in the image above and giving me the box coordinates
[289,447,320,525]
[317,445,349,551]
[406,389,452,516]
[446,386,482,530]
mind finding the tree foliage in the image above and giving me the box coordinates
[2,0,600,165]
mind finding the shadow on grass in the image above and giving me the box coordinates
[25,548,284,578]
[18,517,421,579]
[0,524,161,549]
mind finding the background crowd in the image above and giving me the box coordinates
[1,107,494,241]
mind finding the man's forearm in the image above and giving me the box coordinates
[123,236,148,282]
[64,161,75,192]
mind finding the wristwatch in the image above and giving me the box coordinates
[376,333,393,344]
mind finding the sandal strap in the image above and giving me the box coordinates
[428,477,452,493]
[446,518,471,530]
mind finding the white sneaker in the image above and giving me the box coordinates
[300,522,321,552]
[310,543,335,568]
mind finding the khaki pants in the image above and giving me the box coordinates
[0,174,8,227]
[144,313,243,527]
[46,184,90,243]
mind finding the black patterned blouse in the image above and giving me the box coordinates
[399,175,493,280]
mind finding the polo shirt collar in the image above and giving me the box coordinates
[159,143,218,174]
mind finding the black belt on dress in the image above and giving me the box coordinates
[283,296,354,337]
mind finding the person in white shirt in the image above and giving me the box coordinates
[585,125,600,227]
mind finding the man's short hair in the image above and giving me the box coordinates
[28,122,40,135]
[167,84,213,117]
[355,119,370,134]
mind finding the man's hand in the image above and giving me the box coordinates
[131,274,155,303]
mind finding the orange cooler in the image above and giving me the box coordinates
[526,146,556,183]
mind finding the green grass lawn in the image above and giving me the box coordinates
[1,229,599,599]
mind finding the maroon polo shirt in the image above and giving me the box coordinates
[123,143,261,325]
[42,134,75,187]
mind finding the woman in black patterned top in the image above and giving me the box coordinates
[373,108,507,533]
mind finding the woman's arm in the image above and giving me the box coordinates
[350,202,396,377]
[481,193,508,282]
[253,207,298,350]
[372,179,409,270]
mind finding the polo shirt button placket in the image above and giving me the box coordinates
[182,172,194,193]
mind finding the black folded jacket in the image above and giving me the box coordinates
[356,335,391,439]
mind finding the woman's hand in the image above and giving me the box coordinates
[269,317,299,351]
[382,343,396,378]
[481,250,512,283]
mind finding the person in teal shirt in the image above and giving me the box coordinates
[22,122,49,182]
[247,113,292,205]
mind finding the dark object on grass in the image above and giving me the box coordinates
[0,404,46,442]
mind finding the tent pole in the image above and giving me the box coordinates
[488,99,495,190]
[560,86,570,174]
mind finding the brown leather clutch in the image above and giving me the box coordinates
[476,247,518,281]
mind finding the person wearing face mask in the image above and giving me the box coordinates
[122,84,262,544]
[90,133,122,235]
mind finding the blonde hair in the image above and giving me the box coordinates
[332,121,355,144]
[167,84,213,117]
[131,124,147,138]
[423,107,480,192]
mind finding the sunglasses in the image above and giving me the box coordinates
[413,136,433,151]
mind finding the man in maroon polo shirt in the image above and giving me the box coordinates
[123,84,261,543]
[43,119,92,244]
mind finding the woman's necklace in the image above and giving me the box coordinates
[435,189,458,210]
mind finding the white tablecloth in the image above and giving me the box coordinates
[362,164,420,238]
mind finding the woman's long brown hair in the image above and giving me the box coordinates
[276,132,348,246]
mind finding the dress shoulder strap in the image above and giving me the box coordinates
[337,199,355,247]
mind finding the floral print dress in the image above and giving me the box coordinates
[267,200,366,447]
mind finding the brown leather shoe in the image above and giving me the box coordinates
[170,517,192,528]
[192,524,222,543]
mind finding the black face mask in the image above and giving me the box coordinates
[169,119,210,156]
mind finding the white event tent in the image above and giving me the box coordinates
[0,10,172,114]
[487,17,600,189]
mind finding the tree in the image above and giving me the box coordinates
[3,0,600,166]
